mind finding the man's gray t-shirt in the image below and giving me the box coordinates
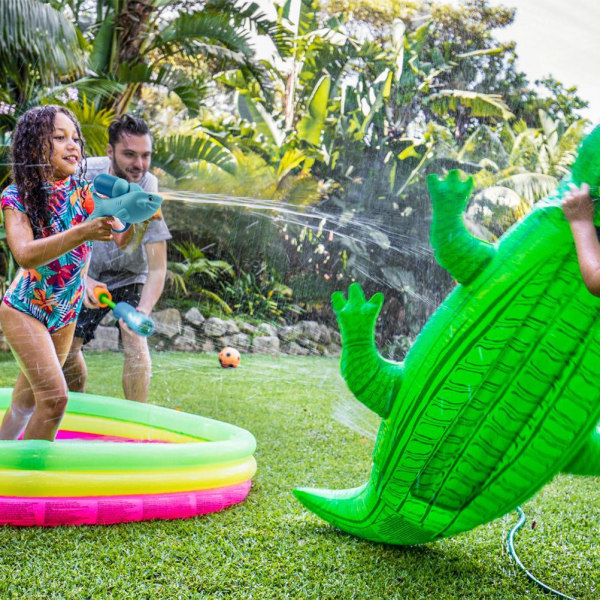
[85,157,171,289]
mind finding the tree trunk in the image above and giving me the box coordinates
[112,0,154,114]
[115,0,154,66]
[284,71,296,131]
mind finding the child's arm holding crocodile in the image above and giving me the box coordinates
[562,182,600,296]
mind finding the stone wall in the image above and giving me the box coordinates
[80,307,342,356]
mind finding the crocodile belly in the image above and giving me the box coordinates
[372,251,600,541]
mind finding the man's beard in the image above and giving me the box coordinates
[111,159,143,182]
[111,159,130,181]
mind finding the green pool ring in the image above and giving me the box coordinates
[0,389,256,481]
[0,389,257,525]
[294,127,600,545]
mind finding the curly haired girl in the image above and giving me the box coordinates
[0,105,131,441]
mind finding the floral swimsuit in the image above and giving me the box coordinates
[1,177,94,332]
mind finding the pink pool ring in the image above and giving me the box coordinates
[0,389,256,527]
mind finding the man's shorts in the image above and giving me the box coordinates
[75,283,144,344]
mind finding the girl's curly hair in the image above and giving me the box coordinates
[11,105,87,237]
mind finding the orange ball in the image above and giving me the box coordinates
[218,347,241,368]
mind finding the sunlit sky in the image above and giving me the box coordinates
[458,0,600,122]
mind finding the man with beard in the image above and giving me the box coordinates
[63,115,171,402]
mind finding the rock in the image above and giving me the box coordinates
[183,307,205,327]
[236,321,256,335]
[223,320,240,335]
[200,338,216,353]
[203,317,228,338]
[252,335,280,354]
[219,333,251,352]
[327,344,342,356]
[64,303,344,357]
[318,324,332,345]
[148,337,168,351]
[152,308,182,339]
[100,311,117,327]
[256,323,278,337]
[172,325,197,351]
[0,324,9,353]
[294,321,321,342]
[277,326,297,342]
[296,337,318,352]
[83,326,119,351]
[281,341,310,356]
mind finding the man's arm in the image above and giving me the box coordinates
[137,240,167,315]
[122,171,159,254]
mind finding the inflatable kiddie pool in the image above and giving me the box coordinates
[0,388,256,526]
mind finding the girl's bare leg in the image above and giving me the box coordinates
[0,303,76,441]
[0,370,36,439]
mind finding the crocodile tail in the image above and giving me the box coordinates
[293,484,438,545]
[293,483,377,536]
[571,125,600,191]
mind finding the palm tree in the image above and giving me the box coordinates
[0,0,84,105]
[456,113,587,237]
[81,0,290,116]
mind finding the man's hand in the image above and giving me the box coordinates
[83,275,108,309]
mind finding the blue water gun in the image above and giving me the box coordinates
[87,174,163,233]
[94,286,155,337]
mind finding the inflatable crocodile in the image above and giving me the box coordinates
[294,127,600,545]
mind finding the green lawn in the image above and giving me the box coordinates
[0,352,597,599]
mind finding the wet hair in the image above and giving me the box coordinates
[107,114,152,147]
[11,105,85,237]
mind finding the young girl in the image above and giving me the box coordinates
[0,105,131,441]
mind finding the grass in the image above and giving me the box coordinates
[0,352,597,599]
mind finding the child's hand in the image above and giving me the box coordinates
[562,183,594,223]
[83,217,114,241]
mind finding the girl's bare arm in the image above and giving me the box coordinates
[3,209,115,269]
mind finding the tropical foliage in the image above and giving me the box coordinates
[0,0,592,336]
[219,270,302,322]
[166,240,234,312]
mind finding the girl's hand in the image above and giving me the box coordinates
[562,183,594,223]
[81,217,114,242]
